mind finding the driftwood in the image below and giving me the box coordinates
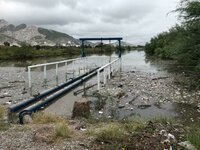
[0,85,15,90]
[129,95,139,105]
[152,77,169,80]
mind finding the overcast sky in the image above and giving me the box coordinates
[0,0,180,44]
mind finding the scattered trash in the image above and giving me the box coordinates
[159,130,167,136]
[167,133,175,141]
[5,100,12,105]
[99,111,103,114]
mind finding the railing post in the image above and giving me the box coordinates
[120,58,122,72]
[103,69,106,84]
[65,62,68,81]
[72,60,75,78]
[84,57,86,73]
[44,65,47,86]
[28,66,31,89]
[56,63,58,85]
[97,70,100,91]
[108,66,111,79]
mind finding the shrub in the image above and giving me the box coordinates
[54,121,71,138]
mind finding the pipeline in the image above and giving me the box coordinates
[9,68,99,113]
[19,70,98,124]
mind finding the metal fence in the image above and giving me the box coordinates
[27,56,118,95]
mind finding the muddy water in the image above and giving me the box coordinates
[44,51,199,124]
[44,51,159,117]
[121,50,158,73]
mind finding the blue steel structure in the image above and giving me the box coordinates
[79,37,123,58]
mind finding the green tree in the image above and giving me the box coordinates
[3,41,10,47]
[145,0,200,68]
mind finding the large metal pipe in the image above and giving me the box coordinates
[9,68,99,113]
[19,70,98,124]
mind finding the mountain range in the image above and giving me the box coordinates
[0,19,79,47]
[0,19,134,47]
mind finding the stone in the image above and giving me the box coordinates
[72,101,91,119]
[22,114,33,124]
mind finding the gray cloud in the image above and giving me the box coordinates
[3,0,79,8]
[0,0,179,44]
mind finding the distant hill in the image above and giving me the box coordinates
[110,41,135,47]
[0,19,80,47]
[87,41,135,47]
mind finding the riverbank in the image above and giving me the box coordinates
[0,70,200,149]
[0,51,200,149]
[0,111,199,150]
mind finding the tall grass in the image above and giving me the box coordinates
[0,105,6,119]
[32,112,64,124]
[187,127,200,149]
[95,123,126,141]
[54,121,71,138]
[0,105,8,131]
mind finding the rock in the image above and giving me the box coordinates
[117,84,123,88]
[178,141,197,150]
[79,143,88,148]
[137,104,151,109]
[118,105,125,109]
[116,92,125,99]
[72,101,91,119]
[22,114,33,124]
[75,124,86,130]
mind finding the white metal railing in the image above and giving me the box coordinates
[28,57,82,89]
[97,58,121,91]
[27,56,118,93]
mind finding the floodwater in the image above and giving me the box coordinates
[44,50,161,117]
[0,50,199,123]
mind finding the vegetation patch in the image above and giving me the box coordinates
[0,122,9,131]
[0,44,135,60]
[32,112,64,124]
[151,115,173,124]
[145,0,200,70]
[96,123,126,142]
[123,117,145,133]
[0,105,6,119]
[86,118,145,142]
[54,121,71,138]
[187,126,200,150]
